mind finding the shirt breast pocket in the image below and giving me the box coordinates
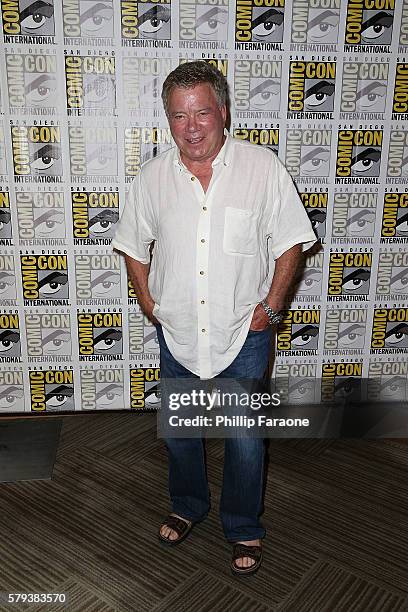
[223,207,259,257]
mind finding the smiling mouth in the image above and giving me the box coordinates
[186,137,204,144]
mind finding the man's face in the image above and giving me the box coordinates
[167,83,226,166]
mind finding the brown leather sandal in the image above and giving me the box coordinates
[158,514,193,546]
[231,543,263,576]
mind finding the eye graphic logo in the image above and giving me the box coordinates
[77,312,123,359]
[65,55,116,115]
[324,308,367,353]
[20,254,69,304]
[336,129,382,180]
[234,60,282,114]
[63,0,114,40]
[1,0,55,40]
[11,125,62,179]
[25,312,71,358]
[0,371,24,411]
[75,253,121,303]
[179,0,228,42]
[16,191,65,242]
[286,129,331,179]
[80,367,124,410]
[0,313,21,360]
[29,369,74,412]
[233,127,279,156]
[340,62,388,117]
[332,192,377,240]
[69,126,118,180]
[235,0,284,45]
[300,192,327,241]
[71,192,119,244]
[328,252,372,298]
[287,61,336,117]
[0,191,12,243]
[371,308,408,352]
[344,0,394,51]
[274,363,317,405]
[368,360,407,402]
[130,367,160,409]
[392,64,408,120]
[321,362,363,404]
[0,255,17,301]
[376,251,408,299]
[277,309,320,354]
[5,53,57,112]
[381,193,408,241]
[291,0,340,47]
[121,0,171,40]
[387,130,408,178]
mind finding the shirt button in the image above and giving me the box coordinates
[202,206,207,211]
[201,300,205,304]
[199,271,204,275]
[201,329,206,333]
[191,176,195,181]
[201,238,205,243]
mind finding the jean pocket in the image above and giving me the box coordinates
[223,207,258,257]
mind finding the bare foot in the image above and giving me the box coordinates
[160,513,191,542]
[234,539,261,568]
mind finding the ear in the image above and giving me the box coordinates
[220,105,227,124]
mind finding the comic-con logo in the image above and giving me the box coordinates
[376,250,408,299]
[80,367,124,410]
[392,63,408,120]
[300,190,327,241]
[123,56,171,112]
[68,126,117,182]
[72,191,119,245]
[328,251,372,300]
[324,307,367,354]
[235,0,284,48]
[62,0,114,43]
[0,370,24,411]
[0,254,17,302]
[285,128,331,181]
[340,61,389,119]
[16,191,65,244]
[179,0,228,45]
[25,312,71,360]
[0,191,12,245]
[290,0,340,49]
[287,61,336,118]
[0,312,21,361]
[234,60,281,117]
[335,129,382,183]
[332,191,377,242]
[29,369,74,411]
[380,193,408,242]
[130,367,160,408]
[277,309,320,355]
[120,0,171,44]
[368,359,407,402]
[5,52,57,114]
[321,361,363,403]
[75,253,121,305]
[20,254,69,305]
[124,126,171,180]
[344,0,394,52]
[65,53,116,115]
[233,126,279,156]
[1,0,55,42]
[294,252,324,301]
[387,130,408,180]
[371,308,408,353]
[77,311,123,360]
[274,363,317,404]
[129,312,160,357]
[399,1,408,51]
[10,125,62,181]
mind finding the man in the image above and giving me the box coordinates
[112,61,316,576]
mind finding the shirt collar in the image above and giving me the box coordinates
[173,128,232,171]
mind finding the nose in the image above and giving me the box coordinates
[186,114,198,132]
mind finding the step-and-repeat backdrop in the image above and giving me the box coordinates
[0,0,407,414]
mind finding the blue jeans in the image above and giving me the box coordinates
[156,325,272,542]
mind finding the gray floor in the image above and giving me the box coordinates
[0,413,407,611]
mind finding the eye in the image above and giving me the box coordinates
[94,328,122,351]
[301,149,330,175]
[356,84,386,110]
[307,11,339,42]
[342,268,370,292]
[31,145,61,172]
[35,211,65,237]
[335,379,360,398]
[84,76,114,104]
[21,13,46,30]
[89,209,119,235]
[305,81,335,108]
[139,6,170,34]
[97,384,122,406]
[0,386,24,409]
[26,76,56,104]
[20,1,54,31]
[347,212,376,235]
[81,5,113,34]
[337,325,365,347]
[88,145,116,173]
[31,155,55,171]
[297,269,321,292]
[390,271,408,292]
[291,325,318,346]
[0,273,15,295]
[38,272,68,296]
[385,324,408,345]
[249,80,280,109]
[351,148,381,174]
[92,272,120,296]
[252,9,283,39]
[361,12,393,40]
[289,380,314,397]
[396,213,408,235]
[43,331,71,353]
[46,385,73,409]
[380,377,405,399]
[0,330,20,353]
[196,8,228,38]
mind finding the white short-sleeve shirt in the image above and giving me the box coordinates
[112,134,316,378]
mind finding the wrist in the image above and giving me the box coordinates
[260,300,284,325]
